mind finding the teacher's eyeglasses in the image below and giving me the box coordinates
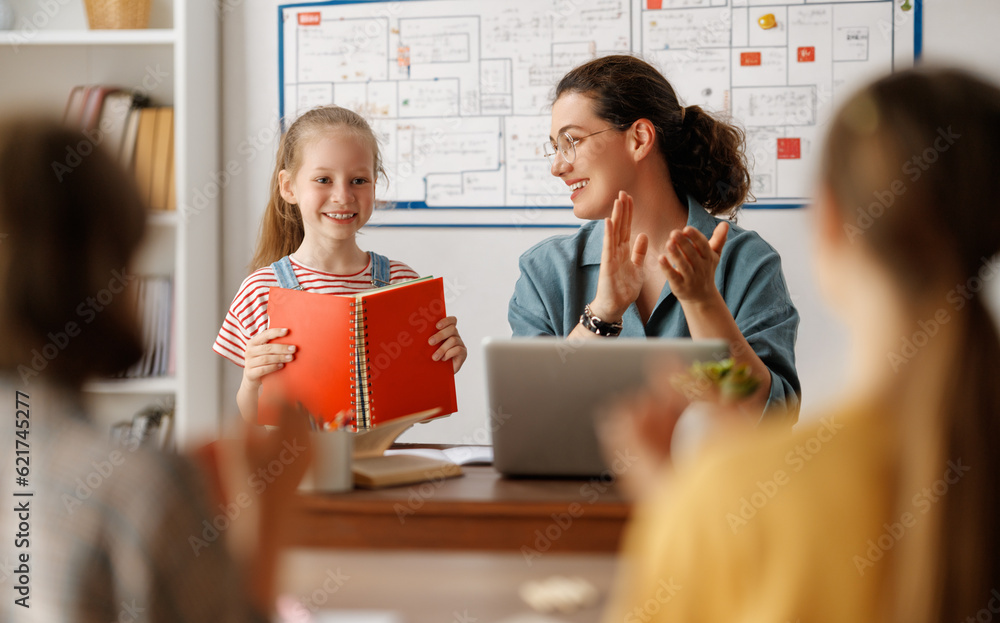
[543,127,622,164]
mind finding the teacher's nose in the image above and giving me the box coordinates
[550,152,570,176]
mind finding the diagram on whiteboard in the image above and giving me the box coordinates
[279,0,918,222]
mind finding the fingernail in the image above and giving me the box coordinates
[287,345,296,352]
[284,355,293,361]
[277,363,284,369]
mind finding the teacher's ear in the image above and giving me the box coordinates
[628,118,657,163]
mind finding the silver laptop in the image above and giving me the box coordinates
[485,337,728,477]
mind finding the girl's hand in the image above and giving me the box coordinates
[659,222,728,304]
[591,191,649,320]
[429,316,467,373]
[242,327,296,387]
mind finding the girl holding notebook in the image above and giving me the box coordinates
[508,55,799,420]
[215,106,467,423]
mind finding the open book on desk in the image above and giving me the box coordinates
[260,277,458,429]
[351,409,463,489]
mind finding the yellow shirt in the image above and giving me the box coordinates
[605,407,908,623]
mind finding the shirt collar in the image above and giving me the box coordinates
[581,195,718,266]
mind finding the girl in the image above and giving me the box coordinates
[603,66,1000,622]
[508,55,799,419]
[215,106,467,423]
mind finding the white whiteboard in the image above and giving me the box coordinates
[278,0,920,225]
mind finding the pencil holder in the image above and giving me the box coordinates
[84,0,151,29]
[300,430,354,493]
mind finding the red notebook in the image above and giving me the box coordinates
[259,277,457,429]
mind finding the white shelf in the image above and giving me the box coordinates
[84,377,178,395]
[0,0,222,447]
[148,210,179,227]
[0,29,175,46]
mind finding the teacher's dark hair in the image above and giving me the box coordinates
[555,54,751,217]
[0,117,146,388]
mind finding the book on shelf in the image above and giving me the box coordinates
[115,275,173,379]
[133,106,177,211]
[259,277,458,430]
[62,85,172,211]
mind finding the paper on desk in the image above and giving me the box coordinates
[313,611,403,623]
[384,445,493,466]
[493,615,570,623]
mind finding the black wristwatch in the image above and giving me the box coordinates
[579,304,623,337]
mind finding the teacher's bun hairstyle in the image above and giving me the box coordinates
[555,54,751,217]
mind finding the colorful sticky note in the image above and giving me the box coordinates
[297,12,321,26]
[777,138,801,160]
[757,13,776,30]
[797,46,816,62]
[647,0,663,9]
[740,52,762,67]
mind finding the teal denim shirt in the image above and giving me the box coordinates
[508,196,801,421]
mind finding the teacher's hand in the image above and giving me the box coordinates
[591,191,648,321]
[659,222,727,305]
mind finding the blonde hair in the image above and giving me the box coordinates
[250,106,386,272]
[823,67,1000,623]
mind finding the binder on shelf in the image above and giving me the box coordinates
[149,107,174,211]
[133,107,159,208]
[260,277,458,430]
[120,107,143,168]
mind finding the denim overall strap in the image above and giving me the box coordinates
[369,252,391,287]
[270,255,303,290]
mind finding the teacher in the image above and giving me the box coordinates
[508,55,800,418]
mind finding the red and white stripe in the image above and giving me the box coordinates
[213,256,419,367]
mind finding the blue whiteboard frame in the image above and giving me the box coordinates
[277,0,922,227]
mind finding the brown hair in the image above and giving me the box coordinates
[555,54,751,217]
[250,106,386,272]
[823,67,1000,622]
[0,117,146,388]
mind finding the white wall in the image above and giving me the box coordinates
[219,0,1000,442]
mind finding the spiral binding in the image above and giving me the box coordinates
[349,301,373,430]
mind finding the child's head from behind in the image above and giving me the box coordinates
[253,106,385,270]
[819,67,1000,301]
[0,117,146,388]
[818,67,1000,623]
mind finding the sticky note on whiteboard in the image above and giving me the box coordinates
[797,46,815,63]
[777,138,801,160]
[298,12,321,26]
[834,27,869,61]
[740,52,762,66]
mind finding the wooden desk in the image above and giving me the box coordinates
[280,548,618,623]
[289,466,631,552]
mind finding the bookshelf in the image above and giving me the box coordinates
[0,0,221,447]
